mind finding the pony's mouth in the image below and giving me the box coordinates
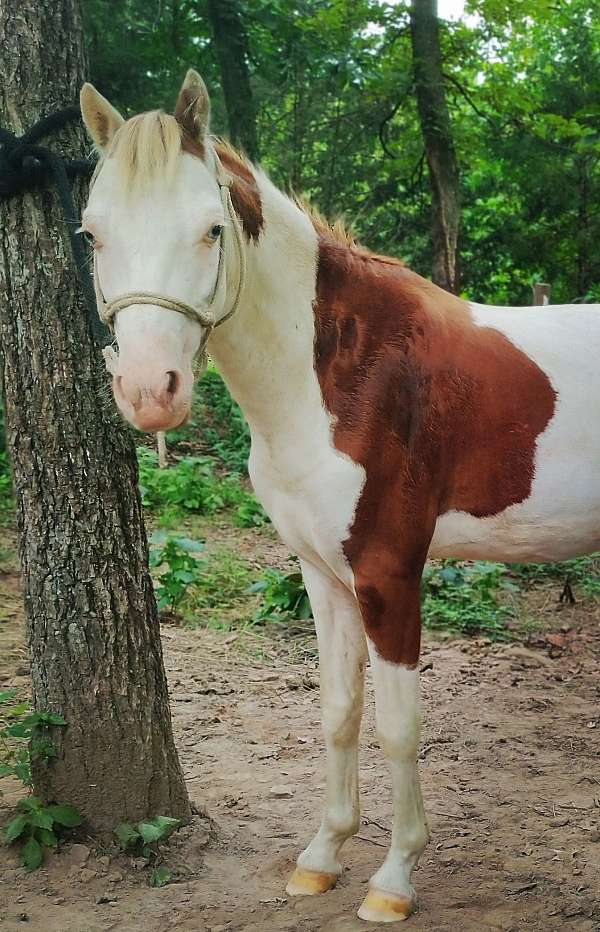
[104,348,193,433]
[122,401,191,434]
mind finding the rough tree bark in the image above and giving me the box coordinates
[206,0,260,161]
[410,0,460,293]
[0,0,190,836]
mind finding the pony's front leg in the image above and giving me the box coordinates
[358,644,428,923]
[286,560,367,897]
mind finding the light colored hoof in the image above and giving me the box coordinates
[357,887,414,923]
[286,866,338,896]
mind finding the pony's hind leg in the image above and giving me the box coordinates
[357,641,429,923]
[286,561,367,896]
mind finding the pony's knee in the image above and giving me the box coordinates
[376,716,420,762]
[371,668,421,762]
[322,697,362,746]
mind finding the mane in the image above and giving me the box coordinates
[101,110,188,187]
[293,195,405,269]
[293,196,357,247]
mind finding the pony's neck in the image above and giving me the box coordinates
[208,173,320,441]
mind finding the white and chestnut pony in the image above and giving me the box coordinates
[80,71,600,923]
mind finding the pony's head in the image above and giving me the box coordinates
[80,71,237,432]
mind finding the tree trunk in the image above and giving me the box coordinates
[410,0,460,293]
[0,0,190,837]
[206,0,260,162]
[576,155,591,298]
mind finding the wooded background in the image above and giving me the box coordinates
[85,0,600,306]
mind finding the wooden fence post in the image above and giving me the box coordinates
[532,282,551,306]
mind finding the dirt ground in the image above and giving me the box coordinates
[1,524,599,932]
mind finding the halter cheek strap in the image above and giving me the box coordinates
[95,149,247,368]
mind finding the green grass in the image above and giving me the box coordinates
[148,535,255,626]
[422,560,517,641]
[183,547,254,617]
[164,556,313,633]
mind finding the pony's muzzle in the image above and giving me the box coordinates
[113,367,190,432]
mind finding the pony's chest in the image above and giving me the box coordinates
[248,441,364,580]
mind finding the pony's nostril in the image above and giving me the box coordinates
[165,370,180,399]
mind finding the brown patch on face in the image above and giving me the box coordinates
[313,234,556,665]
[180,135,264,242]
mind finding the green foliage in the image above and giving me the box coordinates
[251,569,312,624]
[510,554,600,597]
[139,449,230,513]
[184,547,253,615]
[233,495,269,528]
[0,452,13,513]
[138,448,267,527]
[422,561,516,640]
[150,865,173,887]
[194,369,251,475]
[85,0,600,303]
[114,815,180,853]
[149,533,205,611]
[0,690,65,791]
[114,815,180,885]
[149,535,255,620]
[1,692,82,871]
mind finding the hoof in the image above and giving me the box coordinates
[286,866,338,896]
[357,887,414,923]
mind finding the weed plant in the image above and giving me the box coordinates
[167,367,250,474]
[510,554,600,597]
[421,560,517,640]
[138,447,267,527]
[0,690,82,869]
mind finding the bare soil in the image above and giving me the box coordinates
[1,524,599,932]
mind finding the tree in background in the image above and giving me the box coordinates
[0,0,190,835]
[410,0,460,292]
[206,0,260,160]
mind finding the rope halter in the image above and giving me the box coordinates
[96,146,247,369]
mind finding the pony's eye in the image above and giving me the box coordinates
[208,224,223,242]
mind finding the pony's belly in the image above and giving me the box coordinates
[430,507,600,563]
[431,448,600,562]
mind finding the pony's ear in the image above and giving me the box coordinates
[174,69,210,143]
[80,83,125,151]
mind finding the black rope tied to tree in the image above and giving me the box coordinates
[0,105,110,346]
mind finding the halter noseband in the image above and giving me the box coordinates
[95,147,247,368]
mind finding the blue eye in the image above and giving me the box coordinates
[208,224,223,241]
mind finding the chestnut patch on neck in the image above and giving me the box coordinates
[313,234,556,665]
[214,144,264,243]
